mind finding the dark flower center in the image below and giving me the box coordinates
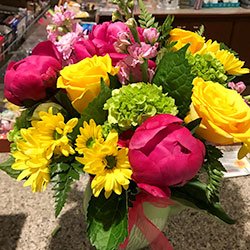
[54,130,62,140]
[86,137,95,148]
[105,155,117,169]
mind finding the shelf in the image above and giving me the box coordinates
[0,4,50,59]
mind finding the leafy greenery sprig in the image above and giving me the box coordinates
[50,158,82,217]
[138,0,158,28]
[203,144,226,203]
[111,0,135,21]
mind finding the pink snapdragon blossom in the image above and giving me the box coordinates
[125,42,158,67]
[117,59,156,84]
[52,6,74,26]
[128,114,205,198]
[114,31,131,53]
[55,32,79,60]
[143,28,160,44]
[228,81,246,94]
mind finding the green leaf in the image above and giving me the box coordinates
[109,74,121,90]
[51,161,82,217]
[171,179,235,224]
[195,25,205,36]
[185,118,202,134]
[15,105,38,129]
[71,80,112,140]
[54,90,79,118]
[87,192,128,250]
[158,15,174,46]
[220,42,238,57]
[203,144,226,203]
[153,45,195,118]
[138,0,158,28]
[0,156,21,179]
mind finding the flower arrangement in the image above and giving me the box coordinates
[1,1,250,249]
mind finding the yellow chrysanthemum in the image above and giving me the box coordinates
[75,119,104,154]
[76,131,132,199]
[195,39,220,55]
[12,128,50,192]
[31,107,78,159]
[214,49,250,75]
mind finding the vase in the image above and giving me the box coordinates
[123,201,184,250]
[83,181,184,250]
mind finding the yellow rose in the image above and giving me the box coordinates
[57,55,119,113]
[169,28,205,54]
[185,77,250,158]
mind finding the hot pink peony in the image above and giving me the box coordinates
[88,21,129,65]
[4,54,61,106]
[128,114,205,198]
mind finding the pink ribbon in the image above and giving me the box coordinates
[120,192,174,250]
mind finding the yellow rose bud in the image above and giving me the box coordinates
[169,28,205,54]
[185,77,250,158]
[57,55,119,113]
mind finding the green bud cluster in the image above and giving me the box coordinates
[187,53,227,84]
[104,82,178,131]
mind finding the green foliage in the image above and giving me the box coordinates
[203,145,226,203]
[111,0,134,21]
[0,156,21,179]
[8,106,37,151]
[195,25,205,36]
[54,90,79,119]
[171,179,235,224]
[220,42,238,57]
[138,0,158,28]
[87,191,128,250]
[104,82,178,131]
[71,80,112,140]
[158,15,174,46]
[184,118,202,135]
[50,158,82,217]
[153,45,195,118]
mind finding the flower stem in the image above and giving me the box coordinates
[141,60,148,82]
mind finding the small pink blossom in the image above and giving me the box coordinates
[114,31,131,53]
[143,28,160,44]
[117,57,156,84]
[55,32,79,60]
[126,42,158,67]
[228,81,246,94]
[52,6,74,26]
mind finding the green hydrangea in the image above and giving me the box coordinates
[187,53,227,84]
[104,82,178,130]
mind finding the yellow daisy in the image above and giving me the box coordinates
[76,130,132,199]
[195,39,220,55]
[12,128,50,192]
[214,49,250,75]
[75,119,104,154]
[31,107,78,159]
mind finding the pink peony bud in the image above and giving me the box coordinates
[143,28,160,44]
[4,55,61,106]
[129,114,205,198]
